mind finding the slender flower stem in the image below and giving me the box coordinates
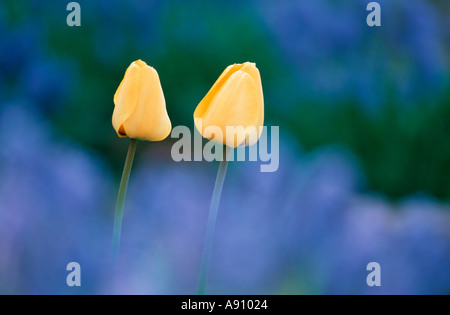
[198,146,231,295]
[112,139,138,258]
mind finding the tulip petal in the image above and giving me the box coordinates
[113,62,142,137]
[121,66,171,141]
[240,63,264,142]
[195,70,262,147]
[194,64,245,118]
[113,60,172,141]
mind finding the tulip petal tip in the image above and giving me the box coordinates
[112,60,172,142]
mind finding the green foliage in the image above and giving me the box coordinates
[288,86,450,201]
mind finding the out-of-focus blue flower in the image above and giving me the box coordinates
[380,0,446,95]
[0,11,71,115]
[22,59,71,113]
[92,0,164,67]
[0,104,112,294]
[109,159,214,294]
[300,195,450,295]
[1,108,449,294]
[106,139,358,294]
[108,135,450,295]
[395,198,450,294]
[0,25,40,81]
[260,0,447,110]
[108,139,308,294]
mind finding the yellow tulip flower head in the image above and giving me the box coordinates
[194,62,264,148]
[113,60,172,141]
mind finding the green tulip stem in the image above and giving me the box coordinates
[112,138,137,258]
[198,146,231,295]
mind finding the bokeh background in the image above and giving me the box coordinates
[0,0,450,294]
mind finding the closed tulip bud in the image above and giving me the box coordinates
[194,62,264,148]
[113,60,172,141]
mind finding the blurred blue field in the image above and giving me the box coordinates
[0,0,449,294]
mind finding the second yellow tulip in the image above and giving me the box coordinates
[194,62,264,148]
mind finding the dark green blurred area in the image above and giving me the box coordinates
[2,0,450,201]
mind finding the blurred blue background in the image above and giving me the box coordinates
[0,0,449,294]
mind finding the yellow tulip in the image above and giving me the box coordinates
[113,60,172,141]
[194,62,264,148]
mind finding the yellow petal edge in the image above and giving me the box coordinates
[113,60,172,142]
[194,62,264,148]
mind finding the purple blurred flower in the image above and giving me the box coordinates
[0,25,40,80]
[260,0,447,109]
[92,0,164,67]
[109,139,362,294]
[109,137,450,295]
[305,195,450,294]
[0,104,112,294]
[22,59,72,113]
[109,159,213,294]
[0,12,71,115]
